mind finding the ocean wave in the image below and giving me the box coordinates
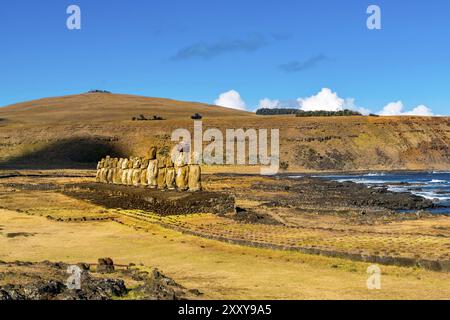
[364,173,386,177]
[387,186,407,193]
[431,179,447,183]
[411,191,450,201]
[336,178,388,184]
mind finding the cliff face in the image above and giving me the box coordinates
[0,94,449,172]
[278,116,450,172]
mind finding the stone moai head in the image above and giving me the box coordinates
[104,157,111,168]
[148,147,157,160]
[177,142,190,153]
[174,151,188,167]
[135,157,142,169]
[157,155,167,169]
[190,152,201,165]
[165,156,174,168]
[130,157,136,169]
[141,158,149,169]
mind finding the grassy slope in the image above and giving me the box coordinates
[0,92,250,122]
[0,93,449,172]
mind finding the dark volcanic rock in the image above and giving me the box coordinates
[97,258,115,274]
[22,280,66,300]
[233,207,280,225]
[63,183,236,216]
[290,178,434,211]
[0,260,198,300]
[0,278,128,301]
[56,278,127,300]
[132,268,186,300]
[0,285,26,300]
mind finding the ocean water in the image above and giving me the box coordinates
[308,171,450,214]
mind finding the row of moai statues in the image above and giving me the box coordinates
[95,147,202,191]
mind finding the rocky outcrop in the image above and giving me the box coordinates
[0,260,201,300]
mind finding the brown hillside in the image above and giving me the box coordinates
[0,92,251,123]
[0,93,449,172]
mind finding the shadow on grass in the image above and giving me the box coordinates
[0,137,126,169]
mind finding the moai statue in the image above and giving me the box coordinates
[165,157,176,190]
[147,145,157,160]
[175,152,189,191]
[108,158,118,184]
[99,158,105,183]
[114,158,124,184]
[132,157,142,186]
[140,158,149,186]
[110,158,116,184]
[96,158,104,183]
[106,159,112,183]
[96,159,104,171]
[121,158,129,185]
[101,156,111,183]
[157,155,167,190]
[126,157,134,186]
[146,147,158,189]
[188,152,202,192]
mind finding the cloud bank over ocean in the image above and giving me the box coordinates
[214,88,436,116]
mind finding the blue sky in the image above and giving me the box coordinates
[0,0,449,115]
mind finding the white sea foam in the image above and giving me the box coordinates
[387,186,408,192]
[411,191,450,201]
[364,173,386,177]
[336,178,388,184]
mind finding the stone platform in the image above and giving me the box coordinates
[63,183,235,216]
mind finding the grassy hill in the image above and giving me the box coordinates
[0,92,449,172]
[0,92,250,123]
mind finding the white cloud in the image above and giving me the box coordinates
[255,88,371,114]
[297,88,345,112]
[214,88,436,117]
[214,90,247,111]
[296,88,370,114]
[258,98,281,109]
[378,101,434,116]
[356,107,372,116]
[343,97,371,115]
[378,101,403,115]
[407,105,434,116]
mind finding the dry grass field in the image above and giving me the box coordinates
[1,206,450,300]
[1,172,450,299]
